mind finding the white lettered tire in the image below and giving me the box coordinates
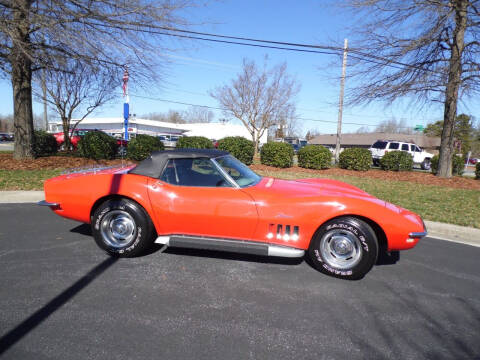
[308,217,378,280]
[92,198,155,257]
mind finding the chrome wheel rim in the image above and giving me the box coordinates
[100,210,136,248]
[319,229,362,269]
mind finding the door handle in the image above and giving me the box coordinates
[151,181,164,190]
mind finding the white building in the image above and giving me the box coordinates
[47,117,267,144]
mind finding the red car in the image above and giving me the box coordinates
[39,149,426,280]
[53,129,90,149]
[54,129,128,150]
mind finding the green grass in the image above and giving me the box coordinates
[256,169,480,229]
[0,169,63,191]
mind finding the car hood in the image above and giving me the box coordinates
[255,177,381,202]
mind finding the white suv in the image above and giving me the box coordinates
[369,140,434,170]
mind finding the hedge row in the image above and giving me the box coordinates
[476,162,480,180]
[339,148,371,171]
[297,145,331,169]
[127,134,164,161]
[380,151,413,171]
[260,142,293,168]
[176,136,213,149]
[33,130,58,157]
[431,154,464,176]
[78,131,118,160]
[217,136,254,165]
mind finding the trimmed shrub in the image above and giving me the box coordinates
[78,130,118,160]
[380,150,413,171]
[176,136,213,149]
[430,155,439,173]
[127,134,164,161]
[476,162,480,180]
[33,130,58,157]
[339,148,372,171]
[260,142,294,168]
[431,154,465,176]
[217,136,254,165]
[453,155,465,176]
[297,145,331,170]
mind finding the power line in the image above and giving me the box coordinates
[91,21,434,73]
[127,93,418,128]
[155,26,434,71]
[151,26,442,73]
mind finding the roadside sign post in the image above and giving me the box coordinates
[465,151,471,170]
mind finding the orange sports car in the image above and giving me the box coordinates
[39,149,426,280]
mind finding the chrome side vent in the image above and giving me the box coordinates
[270,224,300,241]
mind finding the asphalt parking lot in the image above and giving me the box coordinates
[0,204,479,360]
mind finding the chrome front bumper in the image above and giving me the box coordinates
[408,232,427,239]
[37,200,59,207]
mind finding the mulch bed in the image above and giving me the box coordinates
[1,153,478,190]
[250,164,480,191]
[0,153,134,171]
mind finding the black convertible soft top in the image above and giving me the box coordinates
[128,148,229,178]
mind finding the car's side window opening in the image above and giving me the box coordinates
[160,158,231,187]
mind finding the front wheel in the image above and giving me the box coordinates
[92,198,155,257]
[308,217,378,280]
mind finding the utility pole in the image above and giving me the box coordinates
[42,69,48,131]
[335,39,348,163]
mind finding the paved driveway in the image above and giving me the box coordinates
[0,142,13,151]
[0,204,479,359]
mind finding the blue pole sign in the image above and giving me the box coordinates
[123,102,129,140]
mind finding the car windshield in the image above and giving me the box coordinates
[215,155,262,188]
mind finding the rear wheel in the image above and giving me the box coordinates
[92,198,155,257]
[308,217,378,280]
[421,158,431,170]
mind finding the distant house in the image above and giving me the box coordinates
[310,132,441,152]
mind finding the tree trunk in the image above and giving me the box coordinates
[250,130,259,158]
[11,0,35,160]
[437,0,467,178]
[62,117,72,150]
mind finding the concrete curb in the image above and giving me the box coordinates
[0,191,44,203]
[1,191,479,247]
[424,220,480,248]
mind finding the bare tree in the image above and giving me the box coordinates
[0,115,14,132]
[143,112,168,122]
[182,106,215,123]
[33,60,117,149]
[0,0,195,159]
[355,126,370,134]
[339,0,480,177]
[211,58,300,156]
[305,129,320,140]
[375,118,413,134]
